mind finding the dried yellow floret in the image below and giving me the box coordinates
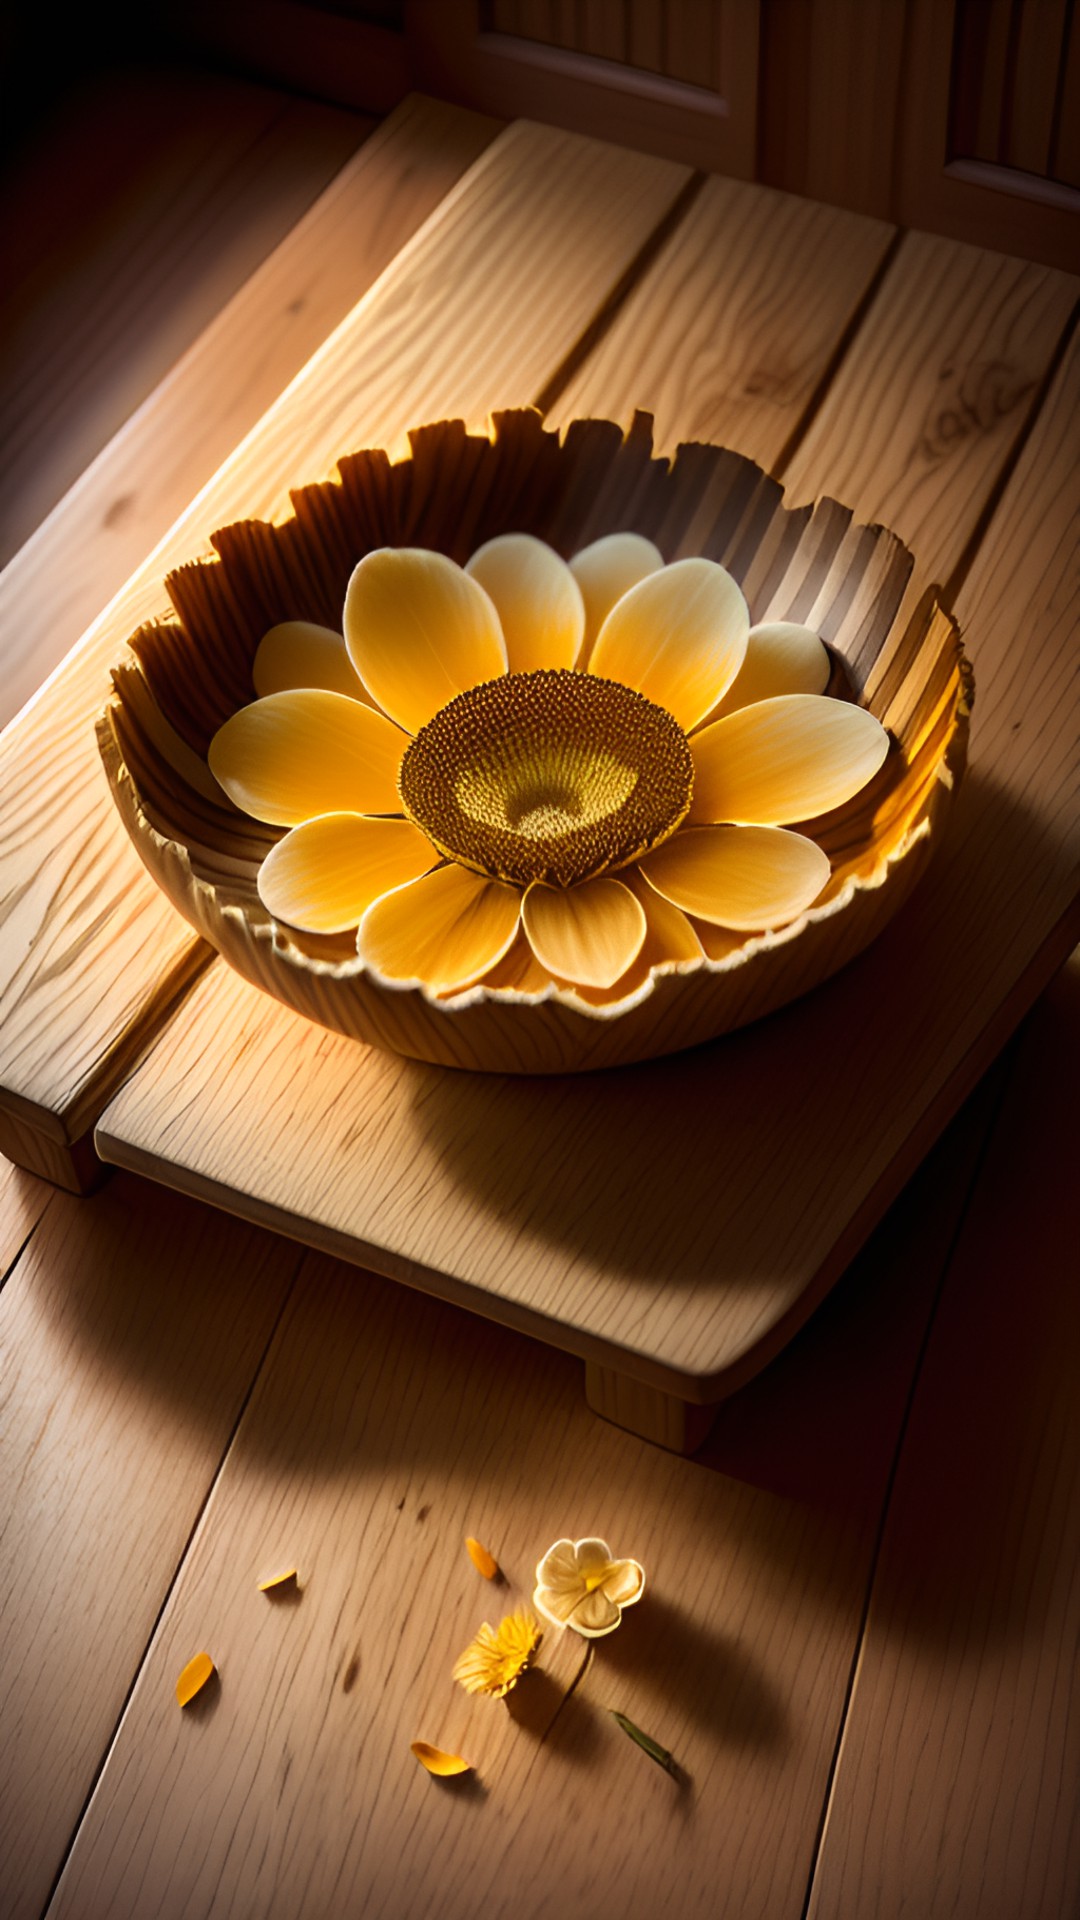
[410,1742,472,1777]
[465,1536,499,1580]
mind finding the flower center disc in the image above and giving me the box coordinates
[399,669,694,887]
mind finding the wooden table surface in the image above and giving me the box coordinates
[1,80,1077,1920]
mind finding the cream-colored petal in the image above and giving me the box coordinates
[573,1538,614,1573]
[465,533,585,674]
[569,532,664,662]
[534,1583,584,1629]
[343,547,507,733]
[690,694,890,825]
[357,863,520,994]
[701,622,831,723]
[600,1558,646,1607]
[536,1539,586,1593]
[258,815,436,934]
[568,1587,622,1637]
[589,558,749,731]
[522,879,646,990]
[640,825,830,930]
[208,690,406,825]
[252,621,368,700]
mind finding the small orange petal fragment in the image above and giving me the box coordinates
[465,1536,499,1580]
[176,1651,215,1707]
[411,1741,472,1777]
[257,1567,298,1593]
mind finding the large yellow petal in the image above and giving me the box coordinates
[701,622,831,723]
[465,533,584,674]
[208,690,406,825]
[258,815,436,934]
[569,532,664,662]
[588,558,749,732]
[357,863,520,993]
[252,621,368,700]
[690,694,890,825]
[570,868,702,1007]
[522,878,646,989]
[343,547,507,733]
[640,825,830,929]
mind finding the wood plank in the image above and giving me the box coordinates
[783,229,1077,609]
[807,956,1080,1920]
[550,169,893,463]
[0,1175,301,1920]
[0,119,691,1183]
[0,68,367,571]
[0,94,497,735]
[95,231,1078,1413]
[46,1078,1001,1920]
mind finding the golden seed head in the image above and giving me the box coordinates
[399,669,694,887]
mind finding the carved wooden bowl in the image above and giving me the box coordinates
[98,410,970,1074]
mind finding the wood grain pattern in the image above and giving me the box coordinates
[0,1176,301,1920]
[550,169,893,464]
[47,1080,1000,1920]
[807,957,1080,1920]
[95,237,1079,1408]
[0,117,691,1178]
[0,94,497,733]
[0,69,365,571]
[783,229,1078,606]
[0,1151,51,1282]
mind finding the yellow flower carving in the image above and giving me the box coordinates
[451,1608,542,1697]
[533,1536,645,1638]
[208,533,889,1003]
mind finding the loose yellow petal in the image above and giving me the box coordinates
[176,1651,215,1707]
[252,621,367,700]
[701,622,831,723]
[411,1741,472,1777]
[258,815,437,934]
[690,694,890,826]
[522,877,646,989]
[257,1567,298,1593]
[209,690,406,825]
[466,1536,499,1580]
[589,558,749,732]
[569,532,664,662]
[357,863,521,994]
[343,548,507,734]
[465,533,584,674]
[640,824,830,929]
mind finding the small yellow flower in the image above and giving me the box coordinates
[451,1608,542,1697]
[533,1536,645,1638]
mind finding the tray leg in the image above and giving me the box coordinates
[584,1362,718,1455]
